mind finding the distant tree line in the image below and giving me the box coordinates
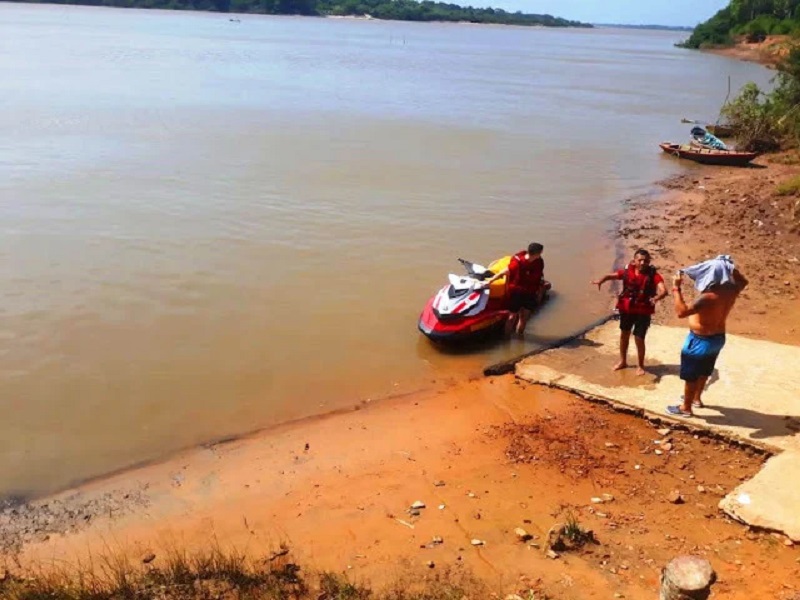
[680,0,800,48]
[9,0,591,26]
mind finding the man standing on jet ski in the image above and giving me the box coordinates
[479,242,545,337]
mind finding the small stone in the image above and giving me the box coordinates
[433,480,445,487]
[697,486,706,493]
[784,539,794,547]
[410,501,426,510]
[426,560,435,569]
[438,504,446,510]
[409,509,421,517]
[657,428,671,436]
[470,539,485,546]
[431,536,443,545]
[663,443,674,452]
[602,493,615,502]
[591,497,604,504]
[514,527,532,542]
[467,492,476,498]
[604,442,617,448]
[142,553,156,564]
[545,549,559,559]
[655,449,664,455]
[667,490,684,504]
[634,464,641,470]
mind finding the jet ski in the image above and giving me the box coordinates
[418,256,551,344]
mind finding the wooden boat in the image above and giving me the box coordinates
[659,142,758,167]
[706,124,734,138]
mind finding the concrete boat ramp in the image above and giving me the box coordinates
[507,320,800,542]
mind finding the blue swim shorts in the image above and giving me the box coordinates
[680,331,726,382]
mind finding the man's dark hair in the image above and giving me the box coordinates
[528,242,544,255]
[634,248,651,259]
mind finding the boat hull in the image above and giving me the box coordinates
[659,142,758,167]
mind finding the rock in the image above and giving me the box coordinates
[657,428,671,436]
[604,442,618,448]
[660,555,716,599]
[426,560,435,569]
[667,490,684,504]
[438,504,445,510]
[433,480,445,487]
[409,509,421,517]
[655,449,664,455]
[697,486,706,493]
[470,539,485,546]
[142,552,156,564]
[514,527,532,542]
[410,501,426,510]
[663,443,674,452]
[591,497,604,504]
[505,595,524,600]
[545,549,559,559]
[431,536,443,545]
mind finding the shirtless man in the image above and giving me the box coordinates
[667,264,749,416]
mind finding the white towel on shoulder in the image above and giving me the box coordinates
[682,255,735,292]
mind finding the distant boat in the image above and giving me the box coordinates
[659,142,758,167]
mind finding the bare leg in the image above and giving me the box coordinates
[692,375,709,407]
[633,335,646,375]
[681,381,701,414]
[614,330,631,370]
[505,313,518,337]
[515,308,532,337]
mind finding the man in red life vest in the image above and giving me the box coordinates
[481,242,545,337]
[591,249,668,375]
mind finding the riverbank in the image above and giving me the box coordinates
[4,376,799,600]
[706,34,793,68]
[619,153,800,344]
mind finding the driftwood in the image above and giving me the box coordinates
[483,314,615,376]
[660,556,716,600]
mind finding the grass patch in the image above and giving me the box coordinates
[0,546,499,600]
[776,175,800,195]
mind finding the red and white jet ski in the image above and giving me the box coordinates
[418,256,551,344]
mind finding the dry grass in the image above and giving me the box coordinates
[0,545,498,600]
[776,174,800,195]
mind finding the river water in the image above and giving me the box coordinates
[0,4,771,498]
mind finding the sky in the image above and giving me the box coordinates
[469,0,730,27]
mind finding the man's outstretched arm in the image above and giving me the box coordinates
[591,272,621,290]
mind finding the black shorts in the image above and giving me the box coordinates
[508,291,538,312]
[619,313,651,338]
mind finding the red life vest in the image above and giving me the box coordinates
[508,251,544,295]
[617,263,658,315]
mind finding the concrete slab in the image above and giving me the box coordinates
[719,452,800,542]
[514,320,800,541]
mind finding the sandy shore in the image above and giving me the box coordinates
[620,155,800,345]
[3,376,799,599]
[705,34,793,68]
